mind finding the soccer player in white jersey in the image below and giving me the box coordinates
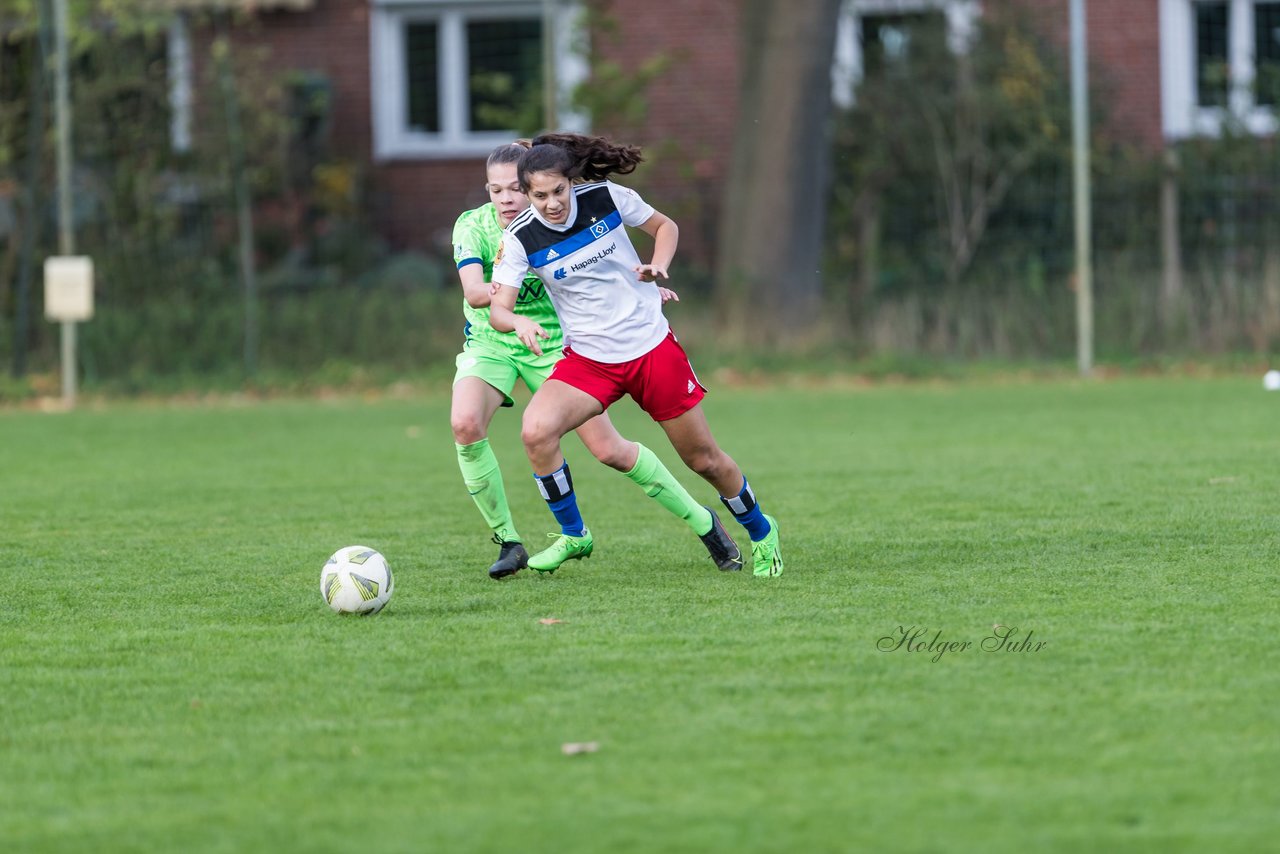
[450,142,742,580]
[488,133,784,578]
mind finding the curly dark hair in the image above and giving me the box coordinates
[517,133,644,190]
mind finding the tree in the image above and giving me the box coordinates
[714,0,842,346]
[827,7,1072,315]
[923,16,1064,288]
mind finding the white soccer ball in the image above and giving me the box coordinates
[321,546,394,615]
[1264,370,1280,391]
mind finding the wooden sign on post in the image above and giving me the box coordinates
[44,256,94,322]
[43,256,93,407]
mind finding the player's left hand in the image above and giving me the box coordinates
[513,317,549,356]
[489,282,502,296]
[635,264,668,282]
[657,286,680,304]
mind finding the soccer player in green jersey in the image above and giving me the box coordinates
[450,142,742,579]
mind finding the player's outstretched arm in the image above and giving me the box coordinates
[487,281,519,332]
[634,210,679,282]
[488,282,549,355]
[458,263,492,308]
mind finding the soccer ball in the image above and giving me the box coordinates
[1264,369,1280,391]
[321,546,394,615]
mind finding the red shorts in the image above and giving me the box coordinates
[549,330,707,421]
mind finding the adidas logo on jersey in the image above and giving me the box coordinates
[546,248,560,260]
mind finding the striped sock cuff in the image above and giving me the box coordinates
[535,462,574,503]
[721,478,757,516]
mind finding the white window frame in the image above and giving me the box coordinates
[832,0,980,108]
[1161,0,1280,138]
[371,0,588,160]
[168,12,193,153]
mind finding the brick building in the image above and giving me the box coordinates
[179,0,1278,267]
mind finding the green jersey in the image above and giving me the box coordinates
[452,203,562,352]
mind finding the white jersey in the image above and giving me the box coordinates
[493,181,669,364]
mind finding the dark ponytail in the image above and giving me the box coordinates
[517,133,644,190]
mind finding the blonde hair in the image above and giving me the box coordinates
[486,139,532,169]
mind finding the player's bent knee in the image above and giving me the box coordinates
[576,427,632,470]
[451,414,487,445]
[688,448,738,485]
[520,417,560,455]
[682,447,720,479]
[589,441,632,471]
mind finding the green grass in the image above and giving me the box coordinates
[2,377,1277,853]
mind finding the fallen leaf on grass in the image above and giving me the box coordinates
[539,618,564,625]
[561,742,599,756]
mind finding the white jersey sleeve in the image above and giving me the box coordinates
[491,231,531,288]
[607,181,656,227]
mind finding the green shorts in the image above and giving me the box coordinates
[453,340,563,407]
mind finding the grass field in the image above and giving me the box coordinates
[2,376,1277,853]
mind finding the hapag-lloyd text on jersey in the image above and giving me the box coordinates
[570,242,617,274]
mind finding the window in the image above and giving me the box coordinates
[861,11,947,79]
[467,17,544,131]
[371,1,587,160]
[1256,2,1280,105]
[405,21,441,133]
[832,0,977,108]
[1195,2,1229,107]
[1161,0,1280,137]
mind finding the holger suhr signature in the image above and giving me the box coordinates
[877,625,1047,663]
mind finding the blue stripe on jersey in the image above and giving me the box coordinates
[456,257,482,269]
[527,210,623,268]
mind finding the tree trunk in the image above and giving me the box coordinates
[13,4,52,379]
[1159,145,1183,340]
[853,189,880,332]
[714,0,841,347]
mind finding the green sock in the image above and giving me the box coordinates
[623,443,714,536]
[456,439,520,543]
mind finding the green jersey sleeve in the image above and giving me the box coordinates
[451,203,562,353]
[452,207,500,279]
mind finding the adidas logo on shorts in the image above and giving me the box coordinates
[687,379,695,394]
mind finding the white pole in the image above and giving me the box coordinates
[1070,0,1093,376]
[542,0,557,129]
[53,0,77,405]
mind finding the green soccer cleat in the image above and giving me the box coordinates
[527,529,594,573]
[751,515,783,577]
